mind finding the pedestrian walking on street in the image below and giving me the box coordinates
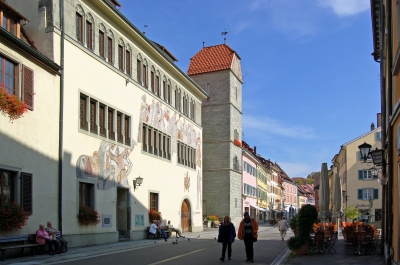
[278,216,289,241]
[218,215,236,262]
[238,212,258,263]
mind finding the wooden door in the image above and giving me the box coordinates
[181,200,190,232]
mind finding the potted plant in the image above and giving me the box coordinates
[287,204,318,254]
[344,206,359,222]
[0,84,28,121]
[0,202,30,232]
[289,214,299,236]
[149,210,162,224]
[77,206,101,226]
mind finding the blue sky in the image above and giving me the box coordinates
[118,0,379,178]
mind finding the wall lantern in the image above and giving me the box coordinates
[358,142,372,162]
[133,176,143,191]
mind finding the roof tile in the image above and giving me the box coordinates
[187,44,239,75]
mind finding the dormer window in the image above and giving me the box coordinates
[2,14,16,35]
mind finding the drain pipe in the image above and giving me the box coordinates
[58,0,65,234]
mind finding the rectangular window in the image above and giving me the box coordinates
[118,45,123,71]
[163,81,167,101]
[168,84,171,104]
[2,14,16,35]
[76,13,83,43]
[363,170,372,180]
[153,130,158,155]
[21,172,33,215]
[0,170,15,206]
[150,192,158,211]
[158,132,162,157]
[125,50,131,76]
[117,112,122,143]
[124,116,130,145]
[86,21,93,49]
[99,105,106,137]
[80,95,88,130]
[362,188,374,200]
[142,124,147,152]
[107,37,113,63]
[137,59,141,83]
[90,100,97,133]
[167,136,171,160]
[108,108,114,140]
[79,182,94,208]
[99,31,105,58]
[143,65,147,87]
[163,135,166,158]
[148,127,152,154]
[0,55,17,95]
[177,141,196,169]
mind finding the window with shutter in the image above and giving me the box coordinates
[99,31,105,58]
[107,37,113,63]
[118,45,123,70]
[358,189,362,199]
[86,21,93,50]
[22,65,34,110]
[125,50,131,76]
[21,172,32,214]
[373,189,378,199]
[0,55,18,95]
[76,13,83,43]
[0,170,15,206]
[136,59,141,83]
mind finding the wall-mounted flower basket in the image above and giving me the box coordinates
[234,139,241,147]
[77,206,100,226]
[0,87,28,121]
[275,199,280,203]
[149,210,162,224]
[0,202,30,232]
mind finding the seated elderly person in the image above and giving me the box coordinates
[167,220,185,238]
[149,220,159,238]
[45,221,67,253]
[36,224,61,255]
[157,220,168,241]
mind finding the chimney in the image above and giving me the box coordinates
[371,122,375,131]
[254,146,257,154]
[377,113,381,128]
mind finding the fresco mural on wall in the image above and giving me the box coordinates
[76,140,136,190]
[197,170,202,209]
[137,94,202,167]
[184,172,190,192]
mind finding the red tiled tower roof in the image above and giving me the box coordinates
[187,44,241,75]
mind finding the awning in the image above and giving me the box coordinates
[251,205,270,212]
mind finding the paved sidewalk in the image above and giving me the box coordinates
[280,231,385,265]
[2,223,275,265]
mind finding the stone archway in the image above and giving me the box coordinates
[181,199,191,232]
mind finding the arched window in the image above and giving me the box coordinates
[86,13,94,50]
[142,59,148,88]
[99,23,106,58]
[118,38,124,71]
[125,44,132,76]
[167,80,171,104]
[162,76,167,100]
[137,53,142,83]
[155,70,160,96]
[107,29,114,64]
[76,5,85,43]
[150,66,155,93]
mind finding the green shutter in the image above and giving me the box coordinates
[357,151,362,161]
[358,189,363,199]
[373,189,379,199]
[358,170,363,180]
[375,132,381,141]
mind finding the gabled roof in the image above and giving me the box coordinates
[187,44,241,75]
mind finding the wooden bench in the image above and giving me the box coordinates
[146,226,177,239]
[0,235,38,261]
[27,234,70,254]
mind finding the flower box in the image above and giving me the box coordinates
[0,86,28,121]
[234,139,241,147]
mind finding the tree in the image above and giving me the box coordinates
[292,177,306,185]
[344,206,359,221]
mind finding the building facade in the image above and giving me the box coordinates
[8,0,207,246]
[242,142,258,220]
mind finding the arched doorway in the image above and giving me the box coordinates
[181,200,191,232]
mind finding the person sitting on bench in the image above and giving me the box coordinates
[36,224,61,255]
[167,220,185,238]
[156,220,168,241]
[149,220,159,238]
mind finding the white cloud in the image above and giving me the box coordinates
[318,0,370,16]
[243,114,316,140]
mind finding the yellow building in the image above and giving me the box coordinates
[371,1,400,263]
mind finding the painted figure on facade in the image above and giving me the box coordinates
[184,172,190,192]
[76,140,136,190]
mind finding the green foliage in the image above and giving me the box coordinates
[292,178,306,185]
[289,214,299,230]
[344,206,359,221]
[287,204,318,251]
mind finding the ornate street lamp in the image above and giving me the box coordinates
[358,142,372,162]
[133,176,143,191]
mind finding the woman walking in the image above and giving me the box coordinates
[218,215,236,261]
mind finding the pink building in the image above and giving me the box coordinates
[281,174,298,219]
[242,146,258,220]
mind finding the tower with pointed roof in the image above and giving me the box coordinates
[188,44,243,226]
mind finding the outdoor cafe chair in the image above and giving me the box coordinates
[310,230,326,254]
[344,232,357,254]
[324,232,338,254]
[356,231,368,255]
